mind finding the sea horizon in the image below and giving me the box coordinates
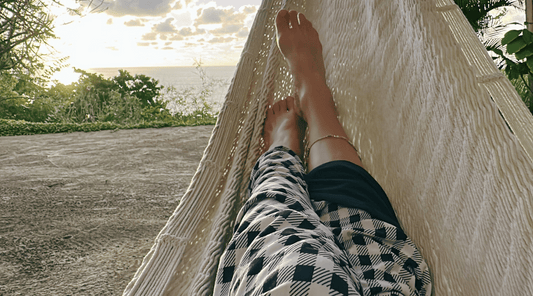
[87,65,237,88]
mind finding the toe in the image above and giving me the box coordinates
[267,105,274,117]
[298,13,311,29]
[272,100,280,114]
[285,96,295,111]
[288,10,299,28]
[279,98,289,112]
[275,10,290,33]
[272,99,286,114]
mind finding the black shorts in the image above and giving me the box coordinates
[306,160,401,229]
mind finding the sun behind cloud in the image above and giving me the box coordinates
[50,0,260,71]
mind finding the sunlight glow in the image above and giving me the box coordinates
[51,67,82,85]
[47,0,260,72]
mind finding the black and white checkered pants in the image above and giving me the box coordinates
[214,147,432,295]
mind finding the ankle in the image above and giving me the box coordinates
[293,72,327,91]
[297,84,335,119]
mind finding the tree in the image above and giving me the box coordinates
[455,0,533,113]
[0,0,58,73]
[0,0,106,73]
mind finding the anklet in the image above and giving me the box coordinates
[307,134,357,153]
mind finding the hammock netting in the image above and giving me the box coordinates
[123,0,533,295]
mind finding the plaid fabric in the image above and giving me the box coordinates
[213,147,432,296]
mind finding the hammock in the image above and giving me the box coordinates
[124,0,533,295]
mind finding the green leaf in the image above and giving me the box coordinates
[502,30,522,45]
[523,29,533,45]
[506,62,520,80]
[516,47,533,60]
[509,70,519,80]
[507,37,527,55]
[527,58,533,72]
[489,47,504,56]
[518,62,531,75]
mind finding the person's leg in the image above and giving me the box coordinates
[275,9,362,171]
[306,163,433,295]
[214,98,361,295]
[262,96,305,158]
[275,10,432,295]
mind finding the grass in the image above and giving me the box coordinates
[0,115,217,137]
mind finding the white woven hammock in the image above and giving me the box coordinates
[123,0,533,295]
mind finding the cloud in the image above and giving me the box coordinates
[236,27,248,38]
[133,2,257,48]
[142,32,158,40]
[195,7,227,24]
[169,35,184,41]
[194,5,256,37]
[208,36,234,44]
[141,18,179,41]
[124,19,145,27]
[242,6,257,14]
[184,42,200,48]
[107,18,113,25]
[178,27,194,36]
[200,0,261,10]
[105,0,174,17]
[172,1,183,10]
[211,24,242,35]
[194,6,253,26]
[137,42,151,46]
[142,17,205,42]
[177,26,205,36]
[154,18,176,33]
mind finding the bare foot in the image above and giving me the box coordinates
[275,10,325,77]
[275,10,329,120]
[275,10,363,169]
[262,96,306,158]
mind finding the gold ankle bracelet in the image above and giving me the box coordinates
[307,134,357,153]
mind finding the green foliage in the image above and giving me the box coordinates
[0,63,223,136]
[45,68,167,124]
[55,90,144,124]
[160,61,225,118]
[0,0,220,135]
[454,0,523,33]
[455,0,532,114]
[0,116,216,137]
[113,70,164,107]
[509,75,532,108]
[0,71,53,122]
[486,28,533,113]
[140,103,175,122]
[0,0,57,72]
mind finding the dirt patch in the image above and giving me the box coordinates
[0,126,213,295]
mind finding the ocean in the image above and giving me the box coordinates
[87,66,237,114]
[88,66,236,88]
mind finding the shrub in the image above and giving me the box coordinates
[0,63,225,136]
[159,62,226,118]
[56,90,143,124]
[113,70,163,107]
[0,116,217,137]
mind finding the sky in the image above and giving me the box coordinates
[48,0,525,84]
[49,0,261,83]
